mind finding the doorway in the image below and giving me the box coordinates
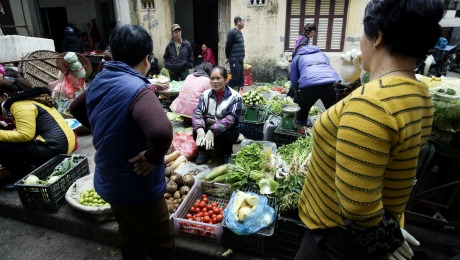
[40,7,68,52]
[193,0,218,65]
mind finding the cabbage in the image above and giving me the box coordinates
[258,178,279,195]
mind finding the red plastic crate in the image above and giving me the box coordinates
[244,74,253,86]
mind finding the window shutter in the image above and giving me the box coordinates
[285,0,349,52]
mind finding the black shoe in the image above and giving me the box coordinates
[196,151,209,165]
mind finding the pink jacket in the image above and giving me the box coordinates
[170,74,212,117]
[202,48,216,66]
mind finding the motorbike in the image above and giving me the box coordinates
[416,44,458,77]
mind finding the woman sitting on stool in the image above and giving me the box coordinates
[192,66,242,164]
[0,78,75,187]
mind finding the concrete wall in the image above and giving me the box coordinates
[139,0,372,82]
[136,0,172,60]
[0,35,55,62]
[229,0,287,81]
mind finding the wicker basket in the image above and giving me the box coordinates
[20,50,61,87]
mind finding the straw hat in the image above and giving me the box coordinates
[56,52,93,78]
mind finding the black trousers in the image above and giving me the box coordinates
[295,228,386,260]
[0,141,58,181]
[111,197,175,260]
[168,67,189,81]
[295,83,337,122]
[228,59,244,90]
[193,128,239,155]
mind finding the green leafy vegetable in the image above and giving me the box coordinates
[258,178,279,195]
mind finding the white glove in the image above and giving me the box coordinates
[389,228,420,260]
[204,130,214,150]
[195,128,205,146]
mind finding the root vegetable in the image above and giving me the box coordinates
[183,174,195,187]
[180,186,190,196]
[174,198,182,204]
[173,162,186,174]
[170,155,187,170]
[165,150,180,164]
[182,194,187,199]
[165,167,173,177]
[166,180,178,194]
[164,193,172,199]
[173,190,181,199]
[170,173,183,186]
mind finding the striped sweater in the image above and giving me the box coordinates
[298,76,433,229]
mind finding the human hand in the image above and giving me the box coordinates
[389,228,420,260]
[225,59,228,64]
[196,128,206,146]
[204,130,214,150]
[128,151,156,176]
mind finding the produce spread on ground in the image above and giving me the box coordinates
[12,73,460,258]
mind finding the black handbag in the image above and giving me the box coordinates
[343,210,404,258]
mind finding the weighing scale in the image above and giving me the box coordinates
[281,105,300,130]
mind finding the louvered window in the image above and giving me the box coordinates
[141,0,155,10]
[285,0,349,52]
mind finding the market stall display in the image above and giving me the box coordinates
[15,154,89,212]
[65,174,113,221]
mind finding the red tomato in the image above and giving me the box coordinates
[216,214,223,222]
[201,207,207,213]
[202,197,208,203]
[190,206,195,213]
[201,194,207,199]
[186,213,192,219]
[211,214,217,219]
[206,205,213,211]
[212,217,217,224]
[199,201,206,209]
[192,216,196,221]
[211,202,218,207]
[203,212,209,217]
[208,210,214,215]
[212,207,218,212]
[195,199,201,203]
[203,216,210,223]
[194,207,201,214]
[193,202,200,208]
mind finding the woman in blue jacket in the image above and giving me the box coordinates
[290,44,340,127]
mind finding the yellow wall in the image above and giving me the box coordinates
[136,0,172,61]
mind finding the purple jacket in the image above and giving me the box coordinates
[290,45,340,89]
[192,86,242,136]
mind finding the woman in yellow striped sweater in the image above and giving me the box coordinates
[295,0,445,259]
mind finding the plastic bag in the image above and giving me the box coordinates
[223,191,275,235]
[171,130,199,160]
[49,73,85,99]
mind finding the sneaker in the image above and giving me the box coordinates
[195,151,208,165]
[224,154,232,164]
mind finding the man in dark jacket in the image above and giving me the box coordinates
[61,27,83,53]
[225,16,246,91]
[69,25,175,259]
[163,24,194,81]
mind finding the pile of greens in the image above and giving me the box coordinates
[226,143,272,189]
[264,96,296,116]
[430,86,460,132]
[274,174,305,214]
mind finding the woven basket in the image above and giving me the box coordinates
[20,50,61,87]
